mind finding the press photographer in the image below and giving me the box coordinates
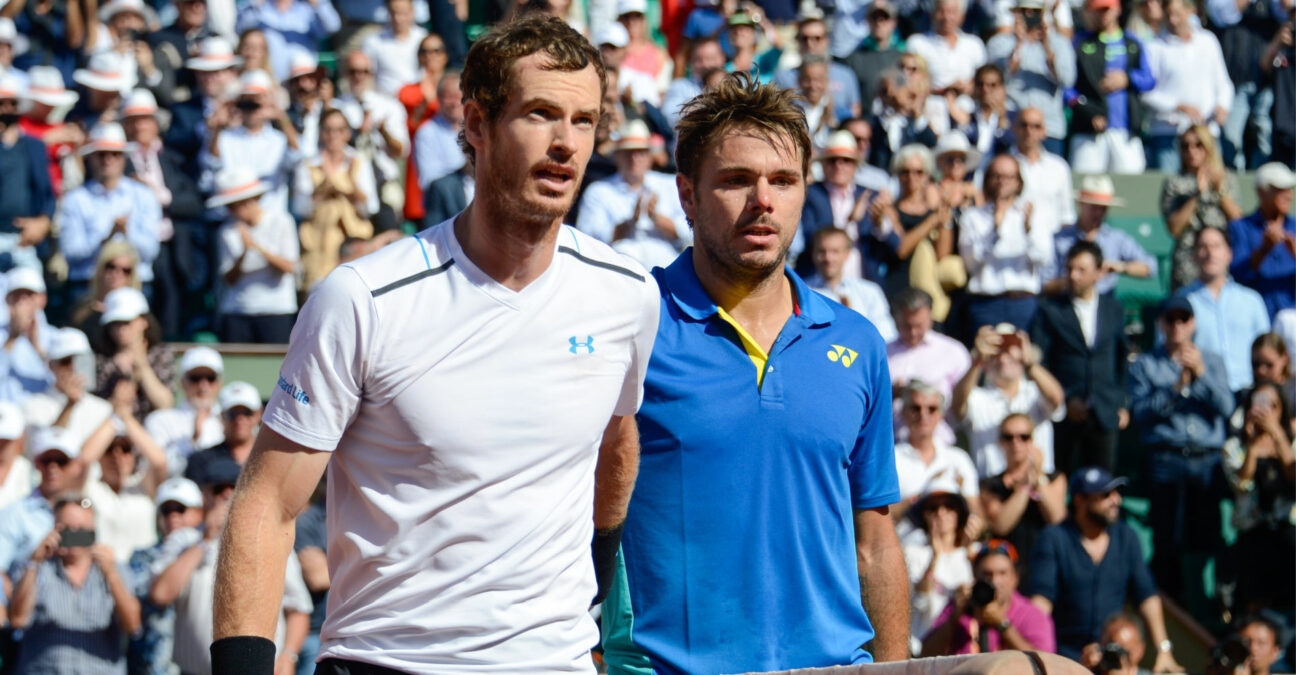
[1080,615,1153,675]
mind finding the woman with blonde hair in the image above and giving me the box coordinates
[70,240,154,352]
[1159,124,1243,288]
[237,28,290,109]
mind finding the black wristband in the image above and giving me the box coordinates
[591,523,624,606]
[211,635,276,675]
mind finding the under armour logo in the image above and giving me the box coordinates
[826,345,858,368]
[569,336,595,354]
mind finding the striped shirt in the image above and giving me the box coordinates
[16,559,133,675]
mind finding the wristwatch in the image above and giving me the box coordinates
[999,618,1013,632]
[1158,639,1173,653]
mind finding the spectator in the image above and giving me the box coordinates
[952,324,1065,476]
[7,0,88,81]
[905,0,987,102]
[1127,0,1166,42]
[9,494,142,674]
[144,346,224,479]
[87,0,163,96]
[1161,125,1244,289]
[283,50,325,157]
[885,145,967,323]
[903,478,976,656]
[888,287,972,448]
[69,240,146,354]
[127,477,205,675]
[22,327,114,454]
[1046,176,1157,296]
[122,88,204,340]
[151,457,311,675]
[1263,17,1294,168]
[335,49,408,229]
[84,414,167,562]
[955,63,1014,159]
[0,402,29,510]
[148,0,219,105]
[921,539,1056,656]
[1228,162,1296,319]
[183,380,260,484]
[958,154,1054,333]
[987,0,1076,155]
[840,118,892,192]
[361,0,427,97]
[296,108,376,291]
[1211,0,1278,171]
[722,11,768,84]
[413,71,468,230]
[795,56,837,151]
[774,14,861,123]
[1222,383,1294,616]
[234,0,339,66]
[807,227,898,342]
[16,66,81,198]
[1248,332,1296,421]
[597,23,659,103]
[92,287,175,420]
[576,119,688,270]
[838,2,905,111]
[1129,295,1235,607]
[212,168,299,343]
[166,37,242,165]
[662,36,725,128]
[1142,0,1233,172]
[201,69,302,218]
[0,73,56,276]
[236,28,286,95]
[1026,466,1181,669]
[799,131,878,279]
[1077,614,1154,675]
[1009,107,1073,234]
[869,64,940,172]
[0,428,87,581]
[1067,0,1156,175]
[0,19,26,89]
[69,51,132,129]
[617,0,671,97]
[1,269,54,404]
[980,413,1067,577]
[1176,227,1271,393]
[57,123,162,298]
[397,33,450,223]
[891,380,981,530]
[932,130,982,219]
[1237,615,1288,675]
[0,266,53,353]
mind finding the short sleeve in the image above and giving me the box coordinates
[261,267,376,451]
[1125,527,1158,603]
[849,335,902,509]
[613,274,662,418]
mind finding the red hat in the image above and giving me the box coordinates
[1088,0,1119,10]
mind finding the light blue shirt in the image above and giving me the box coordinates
[986,33,1077,139]
[412,115,465,190]
[0,493,53,583]
[57,179,162,283]
[1177,280,1271,392]
[662,77,703,130]
[1048,224,1159,295]
[1206,0,1289,27]
[235,0,340,57]
[201,125,301,217]
[0,337,53,404]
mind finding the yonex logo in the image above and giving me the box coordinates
[569,336,595,354]
[826,345,858,368]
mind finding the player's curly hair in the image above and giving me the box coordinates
[458,14,606,166]
[673,72,811,182]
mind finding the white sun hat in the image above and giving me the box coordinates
[206,167,269,208]
[186,37,243,72]
[73,51,132,94]
[120,88,158,117]
[77,122,131,157]
[22,66,79,107]
[1074,174,1126,207]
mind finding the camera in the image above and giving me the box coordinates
[1096,643,1128,673]
[1024,10,1043,30]
[60,528,96,548]
[125,28,142,42]
[1210,634,1251,670]
[970,579,996,609]
[235,99,261,113]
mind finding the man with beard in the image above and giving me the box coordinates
[604,73,908,674]
[1026,466,1182,671]
[210,15,660,675]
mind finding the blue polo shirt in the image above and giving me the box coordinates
[1025,518,1158,660]
[611,250,900,675]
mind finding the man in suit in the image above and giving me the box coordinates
[800,130,897,280]
[1031,240,1129,474]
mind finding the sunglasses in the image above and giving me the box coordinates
[797,33,827,42]
[349,68,372,75]
[108,443,135,455]
[1017,121,1045,130]
[224,408,256,419]
[186,372,218,384]
[418,46,445,55]
[52,356,75,368]
[159,502,190,516]
[924,498,960,513]
[999,431,1032,442]
[898,168,927,176]
[906,404,941,414]
[38,454,72,468]
[105,262,133,274]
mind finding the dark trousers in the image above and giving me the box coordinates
[962,294,1038,345]
[220,313,296,344]
[1147,448,1226,604]
[1054,416,1118,475]
[316,658,411,675]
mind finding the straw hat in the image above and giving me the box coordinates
[22,66,79,107]
[1073,174,1126,207]
[206,167,269,208]
[77,122,131,157]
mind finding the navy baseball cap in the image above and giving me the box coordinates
[1159,295,1194,318]
[197,456,242,488]
[1070,466,1129,496]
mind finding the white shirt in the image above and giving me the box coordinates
[893,441,981,503]
[362,26,428,96]
[261,222,660,673]
[217,209,301,316]
[905,32,987,92]
[1143,29,1234,137]
[1072,295,1099,348]
[202,125,300,216]
[336,90,410,186]
[0,457,35,511]
[21,392,114,455]
[807,276,898,343]
[577,171,691,270]
[963,380,1065,476]
[84,480,157,563]
[145,402,226,479]
[959,200,1055,295]
[904,544,975,654]
[1012,149,1075,231]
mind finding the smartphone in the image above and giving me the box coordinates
[60,528,96,548]
[995,323,1022,350]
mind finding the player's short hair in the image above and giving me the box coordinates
[459,14,605,165]
[674,72,810,182]
[1066,240,1104,269]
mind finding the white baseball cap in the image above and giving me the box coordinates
[288,49,319,80]
[5,267,45,295]
[29,426,80,460]
[155,477,204,509]
[1256,162,1296,190]
[0,402,24,441]
[617,0,647,15]
[594,22,630,49]
[48,328,92,361]
[100,287,150,324]
[219,381,262,412]
[180,346,224,376]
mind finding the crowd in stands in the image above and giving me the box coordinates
[0,0,1292,671]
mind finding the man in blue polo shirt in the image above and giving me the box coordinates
[603,73,907,674]
[1026,466,1181,671]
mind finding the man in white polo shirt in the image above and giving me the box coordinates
[212,14,659,675]
[144,346,225,478]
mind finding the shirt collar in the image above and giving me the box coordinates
[660,248,835,325]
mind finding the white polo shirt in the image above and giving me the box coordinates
[962,380,1065,477]
[262,221,660,673]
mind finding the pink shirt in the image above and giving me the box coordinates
[930,591,1056,654]
[887,331,972,446]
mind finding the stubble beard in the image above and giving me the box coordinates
[696,223,791,291]
[475,159,579,240]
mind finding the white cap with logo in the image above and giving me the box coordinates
[219,381,263,412]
